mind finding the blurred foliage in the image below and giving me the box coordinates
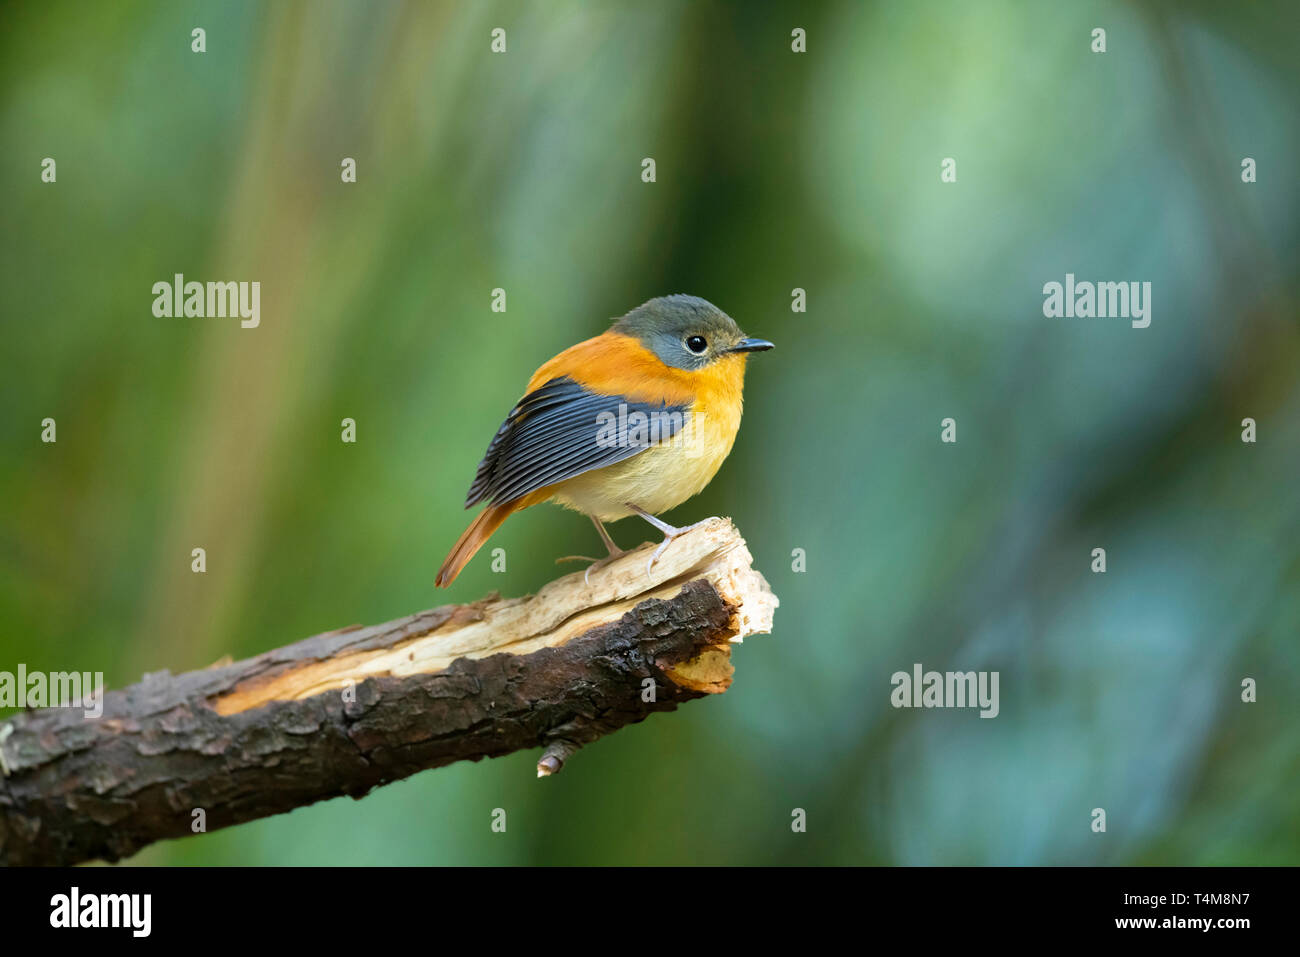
[1,0,1297,865]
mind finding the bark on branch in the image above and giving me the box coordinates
[0,518,777,866]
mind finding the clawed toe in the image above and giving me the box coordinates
[646,537,676,577]
[555,549,629,586]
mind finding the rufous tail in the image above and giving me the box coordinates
[435,501,519,588]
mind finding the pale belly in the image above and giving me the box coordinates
[546,407,738,522]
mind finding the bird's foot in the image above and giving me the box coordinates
[644,520,713,577]
[556,548,630,586]
[624,504,714,578]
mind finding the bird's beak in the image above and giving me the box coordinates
[729,337,774,354]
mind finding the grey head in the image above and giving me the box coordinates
[609,294,774,371]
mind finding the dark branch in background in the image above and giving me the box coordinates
[0,519,776,866]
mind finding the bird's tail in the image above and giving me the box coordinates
[435,500,520,588]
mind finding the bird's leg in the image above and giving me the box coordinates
[555,516,629,585]
[591,517,625,558]
[626,503,712,577]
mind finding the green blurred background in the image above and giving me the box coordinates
[2,0,1297,865]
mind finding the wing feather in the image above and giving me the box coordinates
[464,376,688,508]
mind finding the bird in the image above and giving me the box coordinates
[435,294,773,588]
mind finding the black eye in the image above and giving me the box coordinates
[686,335,707,354]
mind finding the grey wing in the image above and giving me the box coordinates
[464,376,688,508]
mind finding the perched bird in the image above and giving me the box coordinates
[435,294,773,587]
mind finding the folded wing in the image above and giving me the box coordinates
[465,376,689,508]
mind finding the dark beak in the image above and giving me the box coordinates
[729,337,774,354]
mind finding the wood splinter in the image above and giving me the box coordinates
[0,517,777,866]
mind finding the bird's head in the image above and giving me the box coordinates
[611,294,774,371]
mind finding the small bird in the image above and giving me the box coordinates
[435,294,773,587]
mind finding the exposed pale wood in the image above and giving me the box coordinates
[214,516,773,712]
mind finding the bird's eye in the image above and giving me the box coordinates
[686,335,708,354]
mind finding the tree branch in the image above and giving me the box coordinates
[0,518,777,866]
